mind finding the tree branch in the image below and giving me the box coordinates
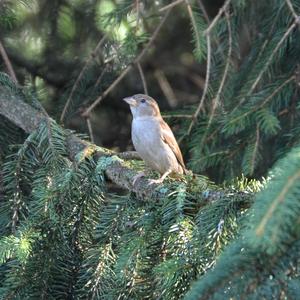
[0,90,254,204]
[0,40,18,84]
[0,92,167,200]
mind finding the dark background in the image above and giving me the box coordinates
[0,0,224,150]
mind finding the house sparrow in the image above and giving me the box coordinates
[123,94,186,184]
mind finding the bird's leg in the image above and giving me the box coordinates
[148,170,172,185]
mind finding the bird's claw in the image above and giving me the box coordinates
[147,178,164,185]
[147,170,171,185]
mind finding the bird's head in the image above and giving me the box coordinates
[123,94,161,118]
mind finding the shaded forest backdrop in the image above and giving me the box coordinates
[2,0,219,155]
[0,0,300,299]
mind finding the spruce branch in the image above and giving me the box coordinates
[197,0,225,61]
[0,94,173,200]
[10,159,22,234]
[197,0,210,24]
[256,169,300,237]
[187,34,211,135]
[185,0,219,135]
[285,0,299,22]
[203,0,231,36]
[185,0,201,62]
[226,75,295,127]
[233,21,297,112]
[82,9,172,117]
[199,9,232,151]
[254,2,286,66]
[0,93,253,204]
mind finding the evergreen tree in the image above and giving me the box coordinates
[0,0,300,299]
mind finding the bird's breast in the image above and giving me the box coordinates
[131,117,179,174]
[132,117,162,153]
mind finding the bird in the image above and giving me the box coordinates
[123,94,186,184]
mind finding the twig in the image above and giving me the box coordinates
[82,9,172,117]
[197,0,226,61]
[186,0,217,135]
[285,0,299,21]
[232,21,297,113]
[137,62,148,94]
[162,114,193,119]
[187,34,212,135]
[254,2,285,63]
[93,65,109,90]
[203,0,231,36]
[197,0,210,23]
[0,40,18,84]
[185,0,201,60]
[213,10,232,109]
[206,75,295,144]
[208,75,296,144]
[60,34,107,123]
[155,69,177,107]
[226,75,295,127]
[250,126,260,176]
[159,0,185,12]
[247,22,296,97]
[259,76,295,108]
[86,118,95,143]
[185,0,215,135]
[187,73,205,89]
[135,0,140,27]
[199,10,232,149]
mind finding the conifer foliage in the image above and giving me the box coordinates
[0,0,300,299]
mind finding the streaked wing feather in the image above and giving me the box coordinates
[160,119,185,170]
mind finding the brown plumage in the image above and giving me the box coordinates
[123,94,186,184]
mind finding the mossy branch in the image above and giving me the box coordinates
[0,90,254,204]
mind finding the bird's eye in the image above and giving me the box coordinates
[141,99,146,103]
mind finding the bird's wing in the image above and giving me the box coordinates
[160,119,186,171]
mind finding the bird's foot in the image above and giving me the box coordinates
[132,171,146,185]
[147,170,172,185]
[148,178,165,185]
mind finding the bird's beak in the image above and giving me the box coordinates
[123,97,138,107]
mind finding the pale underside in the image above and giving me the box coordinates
[132,116,184,175]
